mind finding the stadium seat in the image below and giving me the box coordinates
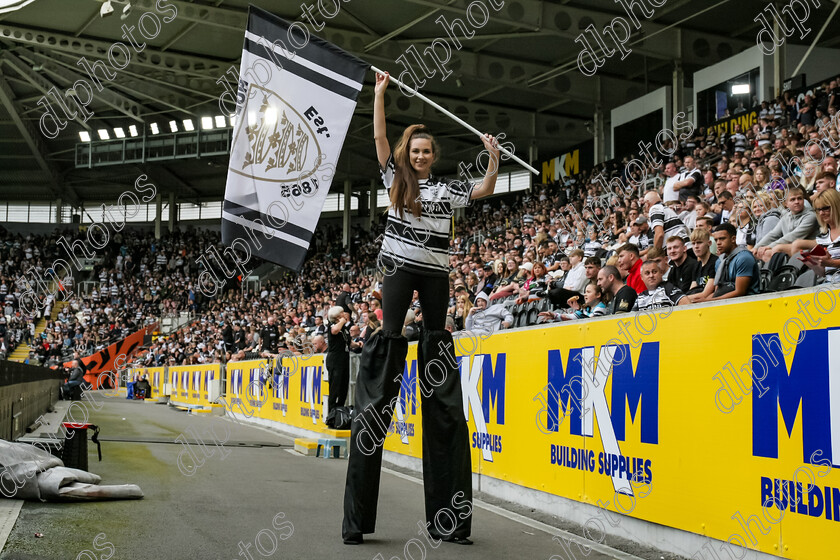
[767,266,797,292]
[766,252,788,274]
[794,269,817,288]
[516,304,529,328]
[526,302,540,326]
[786,255,804,272]
[759,269,773,293]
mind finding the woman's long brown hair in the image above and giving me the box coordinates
[387,124,439,220]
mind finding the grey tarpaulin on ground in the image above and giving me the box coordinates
[0,440,143,501]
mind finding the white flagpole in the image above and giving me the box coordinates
[371,66,539,176]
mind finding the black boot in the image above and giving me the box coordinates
[417,329,473,542]
[342,329,408,544]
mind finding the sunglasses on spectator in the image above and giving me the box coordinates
[816,206,831,213]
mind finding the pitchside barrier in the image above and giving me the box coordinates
[168,364,222,408]
[115,286,838,559]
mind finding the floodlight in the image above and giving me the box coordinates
[215,115,226,128]
[201,116,213,130]
[731,84,750,95]
[97,129,110,140]
[128,125,138,137]
[182,119,195,131]
[150,122,160,135]
[79,131,91,142]
[114,127,125,138]
[169,120,178,133]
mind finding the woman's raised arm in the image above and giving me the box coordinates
[373,72,391,169]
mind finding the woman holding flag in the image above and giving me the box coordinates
[342,71,500,545]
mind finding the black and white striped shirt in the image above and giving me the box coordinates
[815,230,840,282]
[648,203,691,248]
[379,155,474,276]
[632,282,686,311]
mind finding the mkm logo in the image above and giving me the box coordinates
[394,353,506,460]
[752,328,840,468]
[299,365,322,424]
[541,342,659,494]
[460,353,506,462]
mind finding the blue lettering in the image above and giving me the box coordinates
[299,367,308,402]
[752,329,832,464]
[482,353,506,425]
[546,348,583,434]
[610,343,659,444]
[399,360,418,415]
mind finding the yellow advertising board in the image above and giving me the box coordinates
[169,364,221,407]
[378,289,840,560]
[222,356,331,431]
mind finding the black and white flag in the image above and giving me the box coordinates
[222,6,368,271]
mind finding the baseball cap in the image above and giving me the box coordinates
[519,262,533,272]
[635,216,648,225]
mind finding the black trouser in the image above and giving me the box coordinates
[381,268,449,333]
[343,268,472,540]
[326,353,349,412]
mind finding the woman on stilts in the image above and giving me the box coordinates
[342,71,500,545]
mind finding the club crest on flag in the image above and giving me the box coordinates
[234,88,322,184]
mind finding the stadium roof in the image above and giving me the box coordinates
[0,0,837,204]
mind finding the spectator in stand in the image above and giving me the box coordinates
[689,223,760,302]
[543,282,607,321]
[662,162,680,203]
[491,262,529,300]
[753,186,820,261]
[715,191,735,224]
[687,228,720,295]
[368,295,383,322]
[666,237,700,293]
[597,265,637,315]
[617,244,645,294]
[790,189,840,283]
[464,292,513,335]
[475,262,497,298]
[731,201,755,248]
[644,191,691,253]
[811,171,838,204]
[516,261,549,304]
[632,261,689,311]
[348,324,364,354]
[312,335,327,354]
[673,155,704,202]
[583,257,601,285]
[751,193,782,247]
[644,247,671,284]
[562,250,587,293]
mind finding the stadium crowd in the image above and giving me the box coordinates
[3,77,840,366]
